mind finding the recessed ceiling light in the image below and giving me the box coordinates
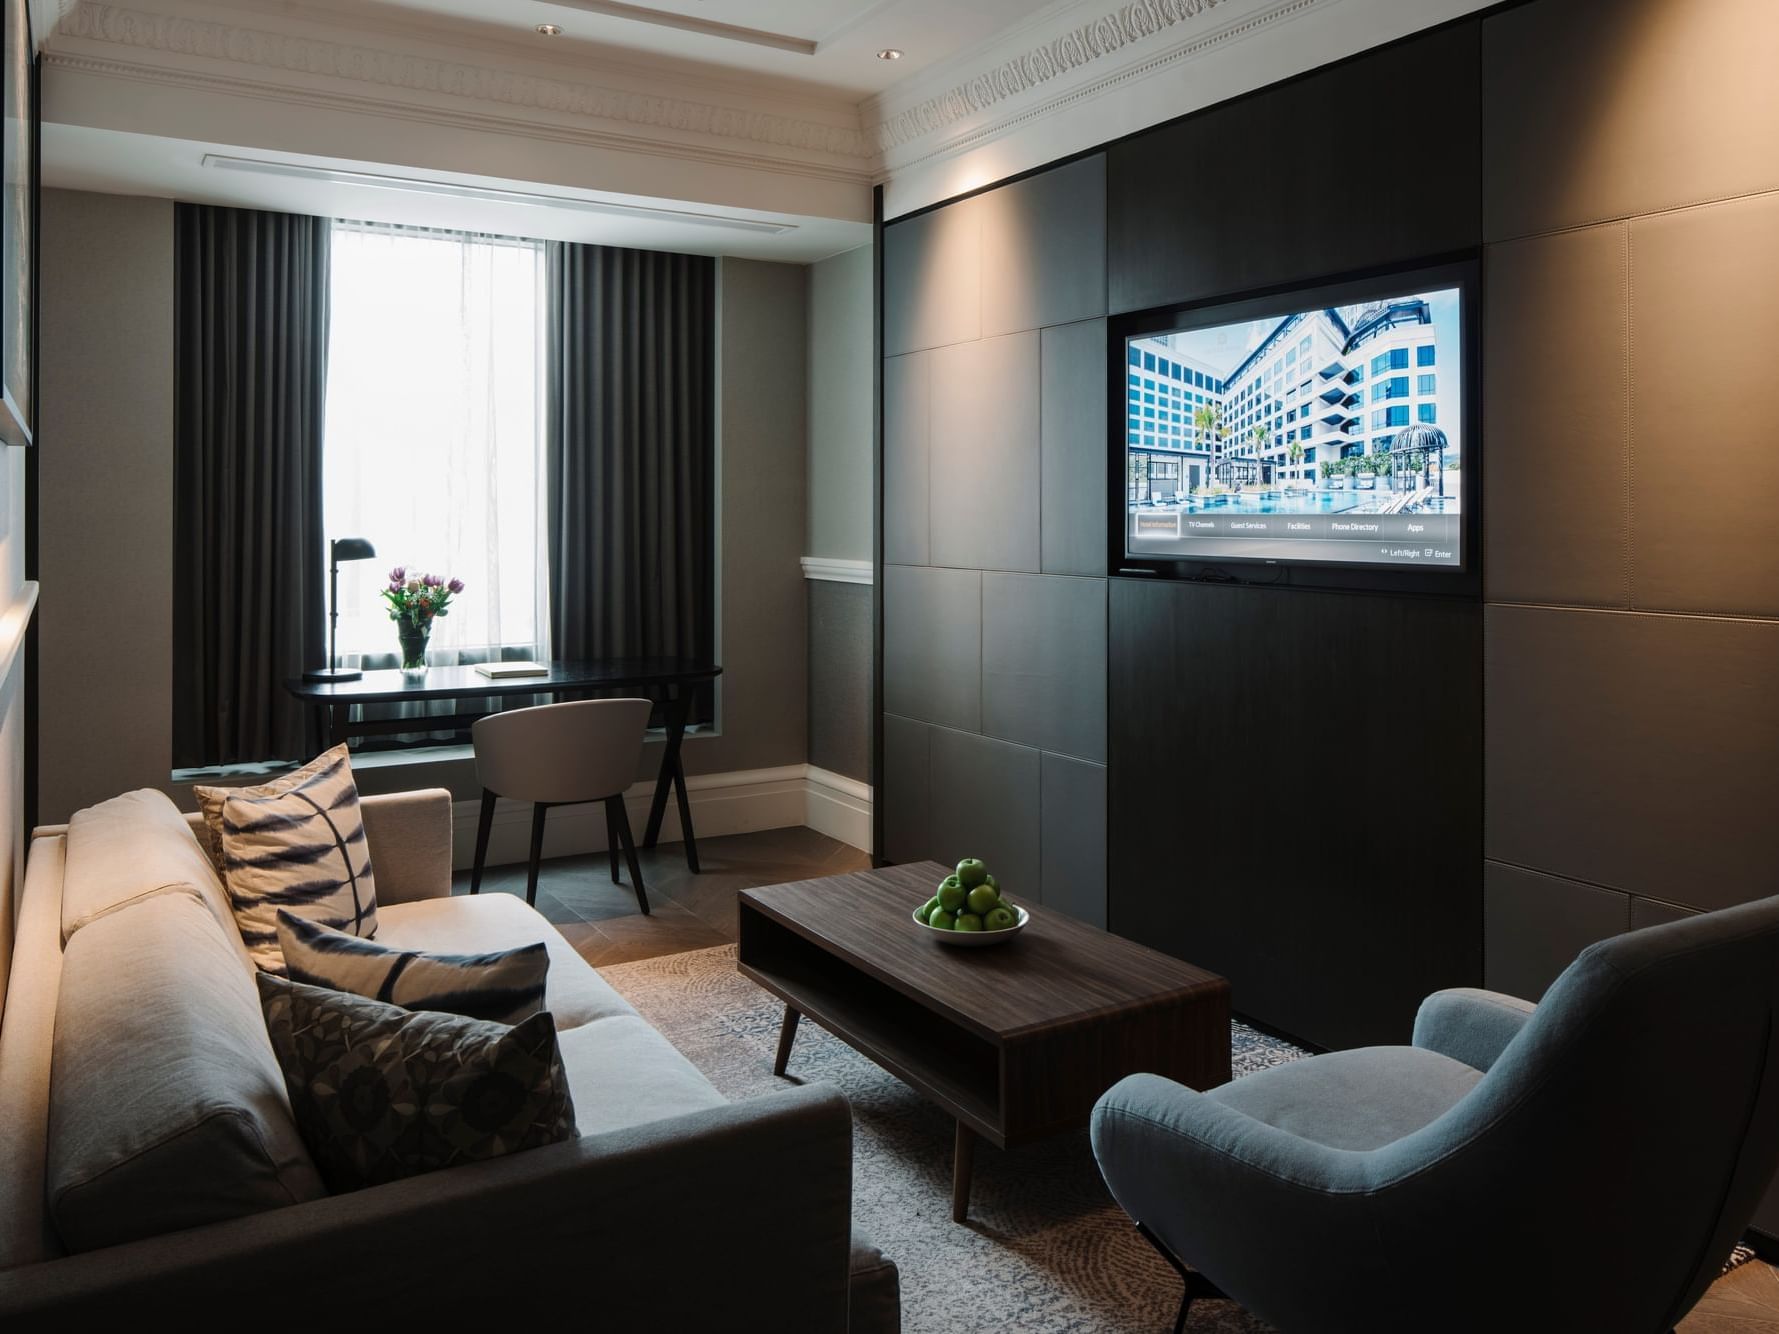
[876,48,903,61]
[536,23,563,36]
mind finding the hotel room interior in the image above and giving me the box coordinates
[1,0,1777,1328]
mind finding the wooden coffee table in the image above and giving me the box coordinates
[736,862,1231,1223]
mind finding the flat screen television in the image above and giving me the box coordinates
[1111,261,1478,594]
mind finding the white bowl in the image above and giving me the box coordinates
[911,904,1030,947]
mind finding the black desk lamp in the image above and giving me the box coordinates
[304,537,377,683]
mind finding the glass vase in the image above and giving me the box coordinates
[398,626,431,677]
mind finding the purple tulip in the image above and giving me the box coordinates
[388,566,406,582]
[446,578,465,594]
[423,572,444,588]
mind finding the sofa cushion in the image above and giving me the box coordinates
[376,894,636,1030]
[61,789,240,961]
[848,1226,902,1334]
[556,1015,725,1136]
[1207,1045,1484,1151]
[277,910,548,1024]
[259,975,578,1193]
[205,746,381,972]
[47,893,326,1252]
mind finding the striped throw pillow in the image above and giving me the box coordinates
[212,746,379,972]
[277,911,548,1024]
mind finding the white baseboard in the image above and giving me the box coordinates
[451,763,872,869]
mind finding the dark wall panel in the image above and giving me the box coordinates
[1485,605,1779,912]
[1107,21,1481,315]
[1482,0,1779,241]
[1110,578,1482,1048]
[1483,862,1628,1001]
[808,580,871,782]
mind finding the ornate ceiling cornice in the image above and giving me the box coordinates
[49,1,876,171]
[866,0,1319,163]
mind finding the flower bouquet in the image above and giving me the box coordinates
[380,567,465,674]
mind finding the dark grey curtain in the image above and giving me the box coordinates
[172,204,329,769]
[546,243,716,720]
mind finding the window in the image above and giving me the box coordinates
[1418,344,1437,367]
[323,222,549,667]
[1418,403,1438,424]
[1372,348,1409,374]
[1417,374,1437,395]
[1372,376,1411,402]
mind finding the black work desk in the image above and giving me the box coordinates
[285,659,721,872]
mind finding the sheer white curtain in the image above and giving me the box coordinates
[323,221,549,670]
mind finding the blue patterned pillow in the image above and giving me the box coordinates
[201,746,379,972]
[277,911,548,1025]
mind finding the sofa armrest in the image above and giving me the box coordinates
[360,789,454,905]
[1411,987,1537,1074]
[0,1084,856,1330]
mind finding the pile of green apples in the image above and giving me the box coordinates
[916,858,1018,933]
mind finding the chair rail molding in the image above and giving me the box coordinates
[800,556,874,585]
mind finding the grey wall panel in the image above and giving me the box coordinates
[1630,897,1698,932]
[930,333,1041,572]
[807,243,875,563]
[928,727,1042,900]
[883,564,981,733]
[882,714,933,865]
[1041,753,1107,928]
[1041,319,1109,577]
[1484,861,1629,1001]
[882,199,980,356]
[807,580,871,782]
[1482,0,1779,241]
[1484,224,1629,608]
[1486,605,1779,911]
[883,352,931,567]
[981,573,1106,763]
[1108,22,1480,314]
[979,154,1108,338]
[1629,193,1779,619]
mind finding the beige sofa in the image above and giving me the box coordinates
[0,787,898,1330]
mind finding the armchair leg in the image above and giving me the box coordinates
[1136,1222,1228,1333]
[525,804,547,908]
[470,790,496,895]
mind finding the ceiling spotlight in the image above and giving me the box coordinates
[536,23,563,36]
[876,48,903,61]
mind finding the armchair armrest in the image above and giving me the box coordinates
[1411,987,1537,1073]
[0,1084,855,1330]
[359,789,454,904]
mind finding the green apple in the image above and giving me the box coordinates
[917,897,940,924]
[937,879,968,913]
[929,909,957,930]
[985,906,1016,932]
[985,873,1000,891]
[956,858,988,889]
[966,885,1000,916]
[955,913,984,933]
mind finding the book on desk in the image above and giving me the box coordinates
[474,661,550,679]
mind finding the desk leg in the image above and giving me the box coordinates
[643,688,700,872]
[952,1123,976,1225]
[326,704,351,749]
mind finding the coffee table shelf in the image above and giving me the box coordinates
[737,863,1231,1224]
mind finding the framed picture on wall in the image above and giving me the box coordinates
[0,0,32,448]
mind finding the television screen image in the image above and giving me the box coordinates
[1123,285,1464,570]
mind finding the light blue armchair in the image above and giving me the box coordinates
[1092,896,1779,1333]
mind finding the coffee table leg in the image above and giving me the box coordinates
[952,1123,976,1224]
[773,1006,800,1077]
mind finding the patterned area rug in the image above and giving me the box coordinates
[598,944,1306,1334]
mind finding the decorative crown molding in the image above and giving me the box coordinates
[51,2,876,167]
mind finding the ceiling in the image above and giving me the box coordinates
[297,0,1050,99]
